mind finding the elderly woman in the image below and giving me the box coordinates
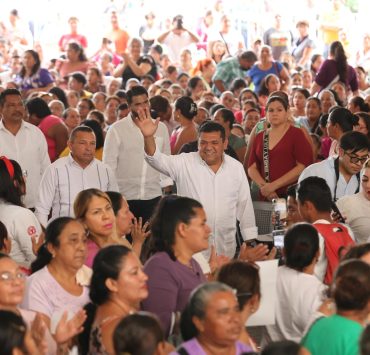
[141,195,210,337]
[22,217,89,329]
[247,45,290,93]
[337,158,370,243]
[172,282,253,354]
[15,49,54,97]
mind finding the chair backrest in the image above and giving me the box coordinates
[253,201,273,235]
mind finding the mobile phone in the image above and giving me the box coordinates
[272,229,285,249]
[331,202,345,224]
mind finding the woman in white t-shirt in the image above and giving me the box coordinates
[265,223,327,343]
[0,157,42,268]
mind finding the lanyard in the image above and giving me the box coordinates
[263,130,270,182]
[333,157,360,201]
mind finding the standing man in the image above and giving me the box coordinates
[0,88,50,209]
[136,114,257,259]
[103,86,172,222]
[212,51,257,95]
[35,126,118,226]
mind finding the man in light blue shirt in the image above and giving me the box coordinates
[299,131,369,201]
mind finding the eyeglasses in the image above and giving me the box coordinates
[0,271,26,282]
[344,152,369,165]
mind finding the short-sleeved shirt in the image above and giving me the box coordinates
[301,314,363,355]
[247,61,283,92]
[248,125,313,198]
[141,252,206,336]
[315,59,358,92]
[15,68,54,91]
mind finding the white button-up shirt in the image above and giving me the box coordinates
[298,157,359,200]
[0,120,50,208]
[35,154,118,226]
[145,150,258,258]
[103,114,172,200]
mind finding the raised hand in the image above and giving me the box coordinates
[131,217,150,245]
[134,105,160,138]
[53,309,87,345]
[239,242,269,262]
[29,313,47,355]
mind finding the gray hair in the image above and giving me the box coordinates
[189,282,234,320]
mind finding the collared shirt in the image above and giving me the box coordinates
[35,154,118,226]
[103,113,172,201]
[298,157,359,200]
[145,150,258,258]
[0,119,50,208]
[212,56,246,94]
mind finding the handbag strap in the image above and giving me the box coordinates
[263,130,270,182]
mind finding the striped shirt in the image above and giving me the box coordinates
[35,154,118,226]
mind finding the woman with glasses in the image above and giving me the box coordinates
[0,252,86,354]
[264,223,326,343]
[174,282,253,354]
[217,261,261,351]
[0,157,42,269]
[337,158,370,243]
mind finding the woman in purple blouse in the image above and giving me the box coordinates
[141,195,210,337]
[311,41,359,97]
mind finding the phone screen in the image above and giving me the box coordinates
[272,229,285,249]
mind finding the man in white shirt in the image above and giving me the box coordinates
[297,176,355,282]
[299,131,369,201]
[35,126,118,226]
[0,88,50,209]
[103,85,172,222]
[136,113,258,258]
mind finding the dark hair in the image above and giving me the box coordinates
[261,340,300,355]
[0,222,8,251]
[175,96,198,119]
[150,95,170,114]
[361,324,370,355]
[351,97,370,113]
[286,184,297,199]
[297,177,332,212]
[105,191,123,215]
[331,259,370,311]
[69,125,94,142]
[339,131,369,153]
[0,88,22,106]
[239,51,258,62]
[209,104,225,117]
[342,243,370,262]
[79,98,95,111]
[239,88,258,105]
[113,312,164,355]
[70,71,87,86]
[114,90,127,100]
[269,91,289,107]
[81,119,104,150]
[49,86,69,108]
[79,245,132,354]
[217,261,260,309]
[215,108,235,129]
[355,112,370,139]
[198,120,226,141]
[177,72,189,81]
[293,88,310,99]
[68,42,87,62]
[259,74,280,97]
[88,109,105,125]
[0,310,27,355]
[284,223,319,271]
[31,217,75,273]
[266,95,289,111]
[328,107,359,133]
[19,50,41,78]
[126,86,148,104]
[0,158,24,207]
[26,97,51,118]
[230,78,247,94]
[311,54,322,72]
[149,195,202,260]
[187,76,203,93]
[329,41,348,84]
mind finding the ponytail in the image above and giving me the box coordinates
[330,41,348,84]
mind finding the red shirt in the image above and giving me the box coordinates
[248,125,313,198]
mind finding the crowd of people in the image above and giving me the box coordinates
[1,1,370,355]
